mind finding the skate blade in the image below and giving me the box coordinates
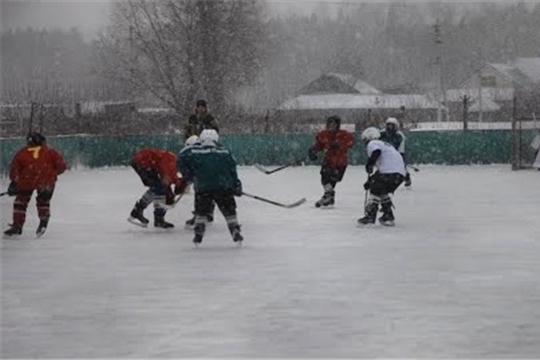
[379,220,395,227]
[127,217,148,228]
[2,234,22,240]
[315,203,334,209]
[36,230,46,238]
[357,222,376,228]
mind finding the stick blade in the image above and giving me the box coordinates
[254,163,271,174]
[284,197,307,209]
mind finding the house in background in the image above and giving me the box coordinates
[455,57,540,120]
[298,73,382,96]
[275,73,441,132]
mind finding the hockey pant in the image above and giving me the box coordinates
[193,190,239,237]
[132,162,162,188]
[320,165,347,200]
[365,172,404,218]
[11,187,55,229]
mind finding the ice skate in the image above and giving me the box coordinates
[36,219,49,238]
[357,203,378,226]
[193,233,203,245]
[404,173,412,188]
[229,224,243,243]
[154,218,174,229]
[379,213,395,227]
[315,191,335,208]
[3,224,22,237]
[379,201,395,226]
[193,223,205,245]
[357,215,376,226]
[128,207,149,228]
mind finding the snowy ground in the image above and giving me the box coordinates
[1,165,539,358]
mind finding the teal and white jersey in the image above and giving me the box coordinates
[379,130,406,154]
[177,143,239,193]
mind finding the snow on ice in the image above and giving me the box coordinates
[1,165,539,357]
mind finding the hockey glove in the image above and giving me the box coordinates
[7,181,17,196]
[329,141,340,150]
[233,180,243,197]
[363,179,371,190]
[174,178,188,195]
[165,193,175,205]
[365,163,374,175]
[308,148,318,161]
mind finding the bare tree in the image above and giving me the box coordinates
[96,0,266,117]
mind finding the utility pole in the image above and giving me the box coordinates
[477,47,483,123]
[434,21,449,122]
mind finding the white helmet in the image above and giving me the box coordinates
[361,127,380,142]
[199,129,219,145]
[386,117,399,126]
[184,135,199,147]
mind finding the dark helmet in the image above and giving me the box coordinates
[326,115,341,128]
[196,99,207,107]
[26,132,46,146]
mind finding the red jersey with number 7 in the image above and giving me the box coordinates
[9,145,67,190]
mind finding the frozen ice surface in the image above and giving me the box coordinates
[2,165,539,358]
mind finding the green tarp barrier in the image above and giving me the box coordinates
[0,130,532,176]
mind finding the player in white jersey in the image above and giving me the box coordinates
[531,132,540,170]
[358,127,406,226]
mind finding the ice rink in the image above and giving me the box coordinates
[2,165,539,358]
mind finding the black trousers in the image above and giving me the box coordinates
[195,189,237,219]
[320,165,347,186]
[132,162,161,188]
[368,172,405,197]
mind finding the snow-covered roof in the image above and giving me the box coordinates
[326,73,382,95]
[513,58,540,83]
[485,58,540,86]
[488,63,520,83]
[278,94,442,111]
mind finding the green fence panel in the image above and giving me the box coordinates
[0,130,534,177]
[406,130,514,165]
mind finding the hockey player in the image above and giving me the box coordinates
[4,132,67,237]
[183,100,219,226]
[380,117,411,187]
[182,135,214,227]
[128,148,187,228]
[531,131,540,171]
[177,129,243,245]
[308,115,355,207]
[358,127,406,226]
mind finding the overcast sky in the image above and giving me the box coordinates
[1,0,538,40]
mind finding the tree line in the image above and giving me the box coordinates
[1,1,539,132]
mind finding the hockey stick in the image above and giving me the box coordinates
[407,165,420,172]
[0,191,8,197]
[169,193,185,209]
[242,191,306,209]
[254,156,306,175]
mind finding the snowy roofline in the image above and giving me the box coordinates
[278,94,443,111]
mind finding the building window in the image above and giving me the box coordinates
[481,76,496,87]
